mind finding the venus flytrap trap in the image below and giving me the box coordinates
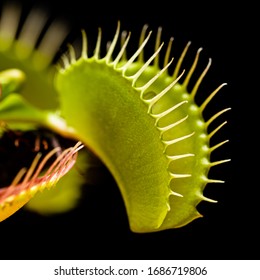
[0,2,88,220]
[0,140,84,222]
[0,3,230,232]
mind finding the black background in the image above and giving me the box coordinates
[0,0,257,260]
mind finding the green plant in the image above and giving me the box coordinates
[0,4,230,232]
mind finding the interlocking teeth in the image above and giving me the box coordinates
[130,44,166,86]
[15,8,48,59]
[119,30,152,75]
[147,71,185,114]
[56,22,229,229]
[0,2,69,69]
[0,142,83,206]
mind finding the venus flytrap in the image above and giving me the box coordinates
[0,2,87,219]
[0,141,84,221]
[55,23,230,232]
[0,4,230,232]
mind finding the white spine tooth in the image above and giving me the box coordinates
[147,69,185,113]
